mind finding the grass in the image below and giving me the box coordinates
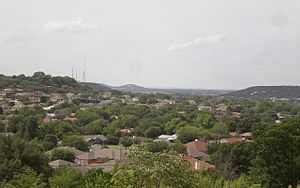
[107,145,126,149]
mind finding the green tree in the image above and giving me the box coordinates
[49,166,83,188]
[0,135,50,181]
[210,122,229,140]
[62,135,88,151]
[146,141,169,153]
[176,125,201,143]
[119,136,133,147]
[170,141,187,154]
[8,107,44,139]
[115,115,139,128]
[112,147,194,188]
[50,148,76,162]
[194,112,216,129]
[42,134,58,151]
[165,118,187,135]
[1,167,46,188]
[211,142,254,180]
[144,126,161,138]
[251,119,300,188]
[106,134,120,145]
[84,118,108,135]
[83,169,113,188]
[77,110,101,126]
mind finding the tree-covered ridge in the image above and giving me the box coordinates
[226,85,300,99]
[0,72,107,94]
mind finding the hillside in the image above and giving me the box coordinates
[83,82,114,91]
[85,82,232,96]
[0,72,105,94]
[226,86,300,99]
[112,84,150,93]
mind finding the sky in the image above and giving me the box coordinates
[0,0,300,90]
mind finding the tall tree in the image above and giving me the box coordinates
[112,147,194,188]
[251,119,300,188]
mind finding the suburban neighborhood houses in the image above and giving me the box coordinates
[0,79,262,174]
[0,73,299,187]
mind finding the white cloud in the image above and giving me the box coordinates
[0,31,34,44]
[0,19,99,44]
[167,34,226,51]
[41,18,99,34]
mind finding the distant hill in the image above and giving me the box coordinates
[112,84,150,93]
[226,86,300,99]
[83,82,113,92]
[85,82,232,96]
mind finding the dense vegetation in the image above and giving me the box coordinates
[0,72,103,94]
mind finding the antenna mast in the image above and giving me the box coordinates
[82,56,86,82]
[76,70,78,82]
[72,67,74,78]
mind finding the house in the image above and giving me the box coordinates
[185,139,210,160]
[90,145,127,160]
[185,139,208,154]
[1,103,12,114]
[43,105,55,111]
[66,93,75,102]
[198,105,213,112]
[157,134,177,142]
[82,135,108,146]
[76,152,98,166]
[184,156,215,171]
[87,159,117,172]
[221,137,246,143]
[120,128,133,134]
[95,100,113,108]
[3,88,14,98]
[47,146,86,158]
[132,97,139,102]
[186,147,208,159]
[15,91,44,103]
[12,100,23,111]
[50,93,65,103]
[101,92,112,98]
[49,159,76,169]
[216,103,227,111]
[63,114,77,123]
[240,132,252,139]
[231,112,241,118]
[43,117,52,123]
[130,136,146,143]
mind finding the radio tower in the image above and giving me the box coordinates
[76,70,78,82]
[72,67,74,79]
[82,56,86,82]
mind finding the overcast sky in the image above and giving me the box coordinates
[0,0,300,90]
